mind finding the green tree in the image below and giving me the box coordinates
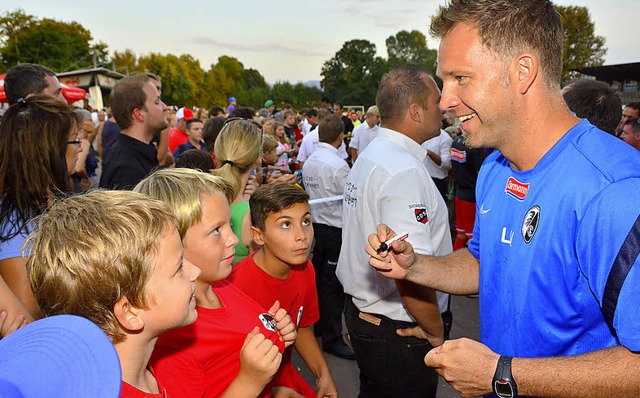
[386,30,437,77]
[112,49,138,75]
[321,39,387,106]
[138,53,205,107]
[0,9,108,72]
[555,5,606,82]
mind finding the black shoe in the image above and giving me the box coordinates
[322,341,356,360]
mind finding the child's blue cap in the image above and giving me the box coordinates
[0,315,121,397]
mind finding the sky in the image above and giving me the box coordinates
[1,0,637,85]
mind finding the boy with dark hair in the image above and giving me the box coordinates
[4,63,63,104]
[173,118,206,158]
[26,190,201,397]
[230,183,337,397]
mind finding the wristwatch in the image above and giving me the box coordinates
[492,355,518,397]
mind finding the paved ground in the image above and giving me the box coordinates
[292,294,480,397]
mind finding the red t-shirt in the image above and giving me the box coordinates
[228,253,320,397]
[167,128,188,154]
[150,280,282,398]
[120,368,169,398]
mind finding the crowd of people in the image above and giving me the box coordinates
[1,0,640,397]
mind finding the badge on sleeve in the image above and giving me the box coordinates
[414,208,428,224]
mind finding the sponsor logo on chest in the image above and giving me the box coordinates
[504,177,530,201]
[450,148,466,162]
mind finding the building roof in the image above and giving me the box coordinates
[575,62,640,83]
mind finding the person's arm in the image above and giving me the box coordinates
[157,127,172,166]
[349,148,358,162]
[394,280,444,347]
[96,122,104,162]
[294,327,338,397]
[0,257,42,319]
[424,338,640,397]
[74,139,91,179]
[0,276,32,336]
[366,224,480,295]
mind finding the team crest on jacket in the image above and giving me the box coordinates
[450,148,466,162]
[521,206,540,243]
[414,208,428,224]
[505,177,530,201]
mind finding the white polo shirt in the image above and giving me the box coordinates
[421,129,453,180]
[349,121,380,154]
[337,128,451,321]
[302,143,349,228]
[297,128,348,163]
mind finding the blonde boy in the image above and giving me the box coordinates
[229,183,338,397]
[135,168,298,398]
[27,190,201,397]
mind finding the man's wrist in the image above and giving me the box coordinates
[493,355,518,397]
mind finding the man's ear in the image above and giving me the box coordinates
[251,226,266,246]
[114,296,144,332]
[513,53,538,95]
[408,103,423,124]
[133,108,144,123]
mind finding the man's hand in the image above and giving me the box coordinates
[243,175,259,201]
[424,338,499,398]
[0,310,27,337]
[396,325,445,348]
[366,224,418,281]
[268,300,297,348]
[267,173,297,185]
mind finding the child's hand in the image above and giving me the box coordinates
[271,386,304,398]
[268,300,297,348]
[316,372,338,398]
[238,327,282,387]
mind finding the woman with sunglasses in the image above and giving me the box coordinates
[0,95,81,336]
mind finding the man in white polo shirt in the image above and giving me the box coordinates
[336,65,451,397]
[348,105,381,162]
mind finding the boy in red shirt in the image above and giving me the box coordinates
[229,183,338,397]
[136,169,298,398]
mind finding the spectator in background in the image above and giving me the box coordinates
[349,105,381,162]
[274,103,292,124]
[72,109,99,191]
[208,106,225,118]
[203,117,226,168]
[621,118,640,151]
[333,101,354,137]
[175,149,215,171]
[4,63,63,104]
[349,108,361,129]
[615,102,640,137]
[168,107,194,154]
[264,99,275,115]
[99,75,167,189]
[173,118,206,158]
[561,79,622,135]
[227,96,237,115]
[301,108,318,137]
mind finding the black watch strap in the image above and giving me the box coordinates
[492,355,518,398]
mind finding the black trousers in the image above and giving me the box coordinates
[432,177,448,202]
[311,223,347,346]
[345,297,438,398]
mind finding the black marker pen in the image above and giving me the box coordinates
[376,232,409,253]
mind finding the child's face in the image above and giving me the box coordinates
[187,122,204,142]
[143,227,200,331]
[254,202,314,267]
[263,119,274,132]
[183,194,238,283]
[264,148,278,165]
[275,125,285,138]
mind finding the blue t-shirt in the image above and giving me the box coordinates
[0,222,28,261]
[469,120,640,357]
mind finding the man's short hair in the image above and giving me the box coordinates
[134,168,235,239]
[625,118,640,135]
[27,190,177,344]
[562,80,621,135]
[366,105,380,117]
[250,183,309,231]
[208,106,225,117]
[317,108,331,121]
[333,101,344,110]
[321,97,332,104]
[376,65,432,125]
[626,102,640,114]
[283,110,295,119]
[229,106,255,119]
[430,0,563,87]
[318,114,343,144]
[5,63,56,104]
[282,104,292,111]
[305,108,318,118]
[110,75,150,130]
[186,118,203,131]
